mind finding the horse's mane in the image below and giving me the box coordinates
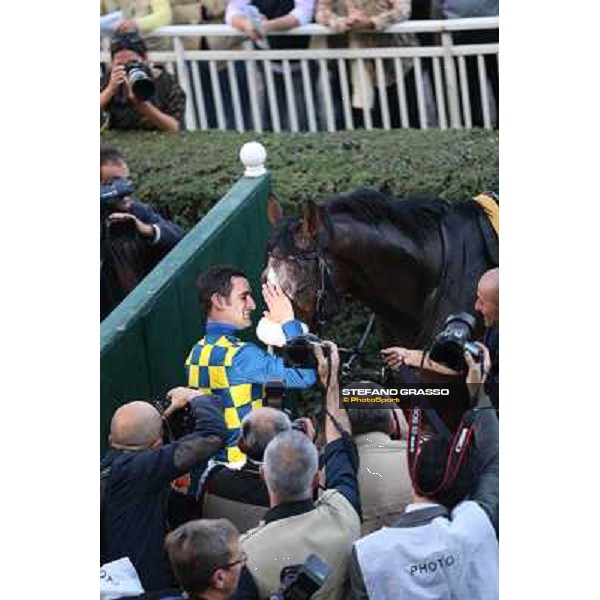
[322,187,482,242]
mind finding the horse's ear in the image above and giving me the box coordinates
[301,200,323,239]
[267,192,284,226]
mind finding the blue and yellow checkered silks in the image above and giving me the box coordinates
[185,335,263,463]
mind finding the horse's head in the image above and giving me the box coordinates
[263,193,340,327]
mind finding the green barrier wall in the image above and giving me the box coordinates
[100,173,271,452]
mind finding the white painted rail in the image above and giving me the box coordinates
[101,17,499,132]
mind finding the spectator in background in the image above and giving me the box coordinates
[101,31,186,131]
[432,0,499,127]
[346,403,413,535]
[226,0,318,131]
[237,342,361,599]
[101,0,173,37]
[316,0,432,128]
[100,146,184,319]
[190,0,253,131]
[100,388,227,592]
[199,407,292,533]
[165,519,247,600]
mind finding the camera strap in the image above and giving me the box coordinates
[407,406,477,498]
[396,363,451,441]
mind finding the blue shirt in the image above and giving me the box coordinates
[203,320,316,389]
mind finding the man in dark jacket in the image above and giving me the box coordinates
[100,388,227,592]
[100,146,185,319]
[100,30,186,132]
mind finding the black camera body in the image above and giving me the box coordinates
[153,397,196,443]
[269,554,331,600]
[124,60,155,101]
[101,177,135,210]
[428,312,482,372]
[282,335,330,369]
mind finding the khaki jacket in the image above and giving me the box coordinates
[354,432,413,535]
[241,490,361,599]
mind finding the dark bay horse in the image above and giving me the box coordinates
[264,187,498,348]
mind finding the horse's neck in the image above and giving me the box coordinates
[330,225,442,345]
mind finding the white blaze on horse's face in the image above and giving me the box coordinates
[265,256,300,300]
[266,267,279,287]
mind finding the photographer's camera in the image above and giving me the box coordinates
[124,60,155,101]
[269,554,331,600]
[153,396,196,443]
[281,335,330,369]
[428,312,483,371]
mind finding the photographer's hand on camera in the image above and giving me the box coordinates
[100,66,128,109]
[107,212,156,240]
[163,386,199,418]
[262,282,295,324]
[293,417,317,442]
[163,387,228,473]
[465,342,491,401]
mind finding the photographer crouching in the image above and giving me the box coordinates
[100,388,228,593]
[100,146,184,319]
[100,31,186,132]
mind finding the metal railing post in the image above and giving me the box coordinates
[173,36,197,131]
[101,18,498,133]
[441,31,461,128]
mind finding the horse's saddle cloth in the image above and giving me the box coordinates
[474,192,499,266]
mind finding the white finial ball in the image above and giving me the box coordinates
[240,142,267,177]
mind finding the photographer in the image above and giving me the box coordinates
[346,403,412,535]
[165,519,247,600]
[199,407,293,533]
[100,30,186,131]
[236,341,361,600]
[349,344,499,599]
[185,266,316,464]
[100,146,185,319]
[100,388,227,592]
[381,267,499,409]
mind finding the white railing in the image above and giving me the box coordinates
[100,17,498,133]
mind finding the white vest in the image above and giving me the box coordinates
[241,490,361,600]
[355,502,498,600]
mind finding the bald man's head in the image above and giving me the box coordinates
[110,401,163,450]
[475,268,499,328]
[240,407,291,461]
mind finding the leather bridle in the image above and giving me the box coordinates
[271,244,341,338]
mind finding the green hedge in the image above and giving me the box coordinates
[101,129,498,357]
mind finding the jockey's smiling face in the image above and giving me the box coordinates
[212,277,257,329]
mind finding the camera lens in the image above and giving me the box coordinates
[128,69,155,101]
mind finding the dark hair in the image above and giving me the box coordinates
[195,265,247,314]
[347,408,392,436]
[165,519,239,598]
[100,145,125,166]
[344,381,393,436]
[411,433,477,509]
[110,30,147,57]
